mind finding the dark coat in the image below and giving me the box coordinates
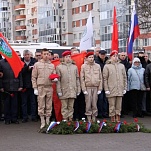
[138,56,151,69]
[21,57,36,88]
[119,58,131,73]
[145,63,151,88]
[0,59,23,91]
[95,56,108,71]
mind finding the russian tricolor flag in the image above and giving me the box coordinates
[127,4,140,61]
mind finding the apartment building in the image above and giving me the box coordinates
[99,0,134,53]
[60,0,101,46]
[0,0,11,39]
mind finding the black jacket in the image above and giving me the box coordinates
[95,56,108,71]
[119,58,131,73]
[21,57,36,88]
[138,56,151,69]
[145,63,151,88]
[0,59,23,91]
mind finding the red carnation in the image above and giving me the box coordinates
[134,118,138,123]
[79,121,83,125]
[103,119,107,123]
[10,93,14,97]
[21,88,27,93]
[67,122,71,126]
[123,120,127,125]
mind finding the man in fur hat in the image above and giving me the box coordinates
[103,50,127,122]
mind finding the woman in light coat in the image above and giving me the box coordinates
[127,57,145,118]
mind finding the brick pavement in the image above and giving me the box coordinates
[0,115,151,151]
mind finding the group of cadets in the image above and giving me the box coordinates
[0,47,151,129]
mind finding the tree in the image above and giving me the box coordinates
[136,0,151,32]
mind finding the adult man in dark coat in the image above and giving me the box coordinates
[119,52,131,116]
[0,59,23,124]
[95,50,109,118]
[21,50,37,123]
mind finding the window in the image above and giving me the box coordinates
[62,22,66,28]
[92,17,95,24]
[91,3,94,10]
[143,39,148,46]
[86,5,88,11]
[27,9,30,15]
[80,20,82,26]
[79,6,82,13]
[62,9,65,15]
[107,10,112,18]
[73,21,76,27]
[79,33,82,39]
[74,34,77,40]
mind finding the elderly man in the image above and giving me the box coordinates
[94,47,101,60]
[119,52,131,116]
[56,51,81,121]
[103,50,127,122]
[21,50,37,123]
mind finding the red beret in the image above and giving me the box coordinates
[49,74,60,80]
[85,52,94,58]
[110,50,118,56]
[62,51,71,57]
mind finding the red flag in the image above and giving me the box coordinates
[51,59,60,67]
[111,7,118,52]
[51,59,62,121]
[71,52,86,75]
[0,33,24,78]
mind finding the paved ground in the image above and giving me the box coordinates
[0,115,151,151]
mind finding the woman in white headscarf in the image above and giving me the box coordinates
[127,57,145,118]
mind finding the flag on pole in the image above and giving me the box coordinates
[0,33,24,78]
[127,4,140,61]
[79,12,93,52]
[111,6,119,53]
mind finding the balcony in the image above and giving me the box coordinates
[15,15,26,21]
[14,4,25,11]
[16,36,26,40]
[15,25,26,31]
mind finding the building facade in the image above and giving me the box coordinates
[100,0,134,53]
[0,0,11,39]
[70,0,101,47]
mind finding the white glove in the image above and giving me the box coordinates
[58,93,62,97]
[97,91,102,95]
[77,93,80,96]
[83,91,88,95]
[105,91,110,95]
[34,89,38,95]
[123,90,126,94]
[52,78,58,82]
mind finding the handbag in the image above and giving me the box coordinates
[134,69,146,91]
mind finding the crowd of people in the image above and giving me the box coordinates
[0,47,151,129]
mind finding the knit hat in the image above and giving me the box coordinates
[133,57,140,64]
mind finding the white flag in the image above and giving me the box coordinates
[79,12,93,52]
